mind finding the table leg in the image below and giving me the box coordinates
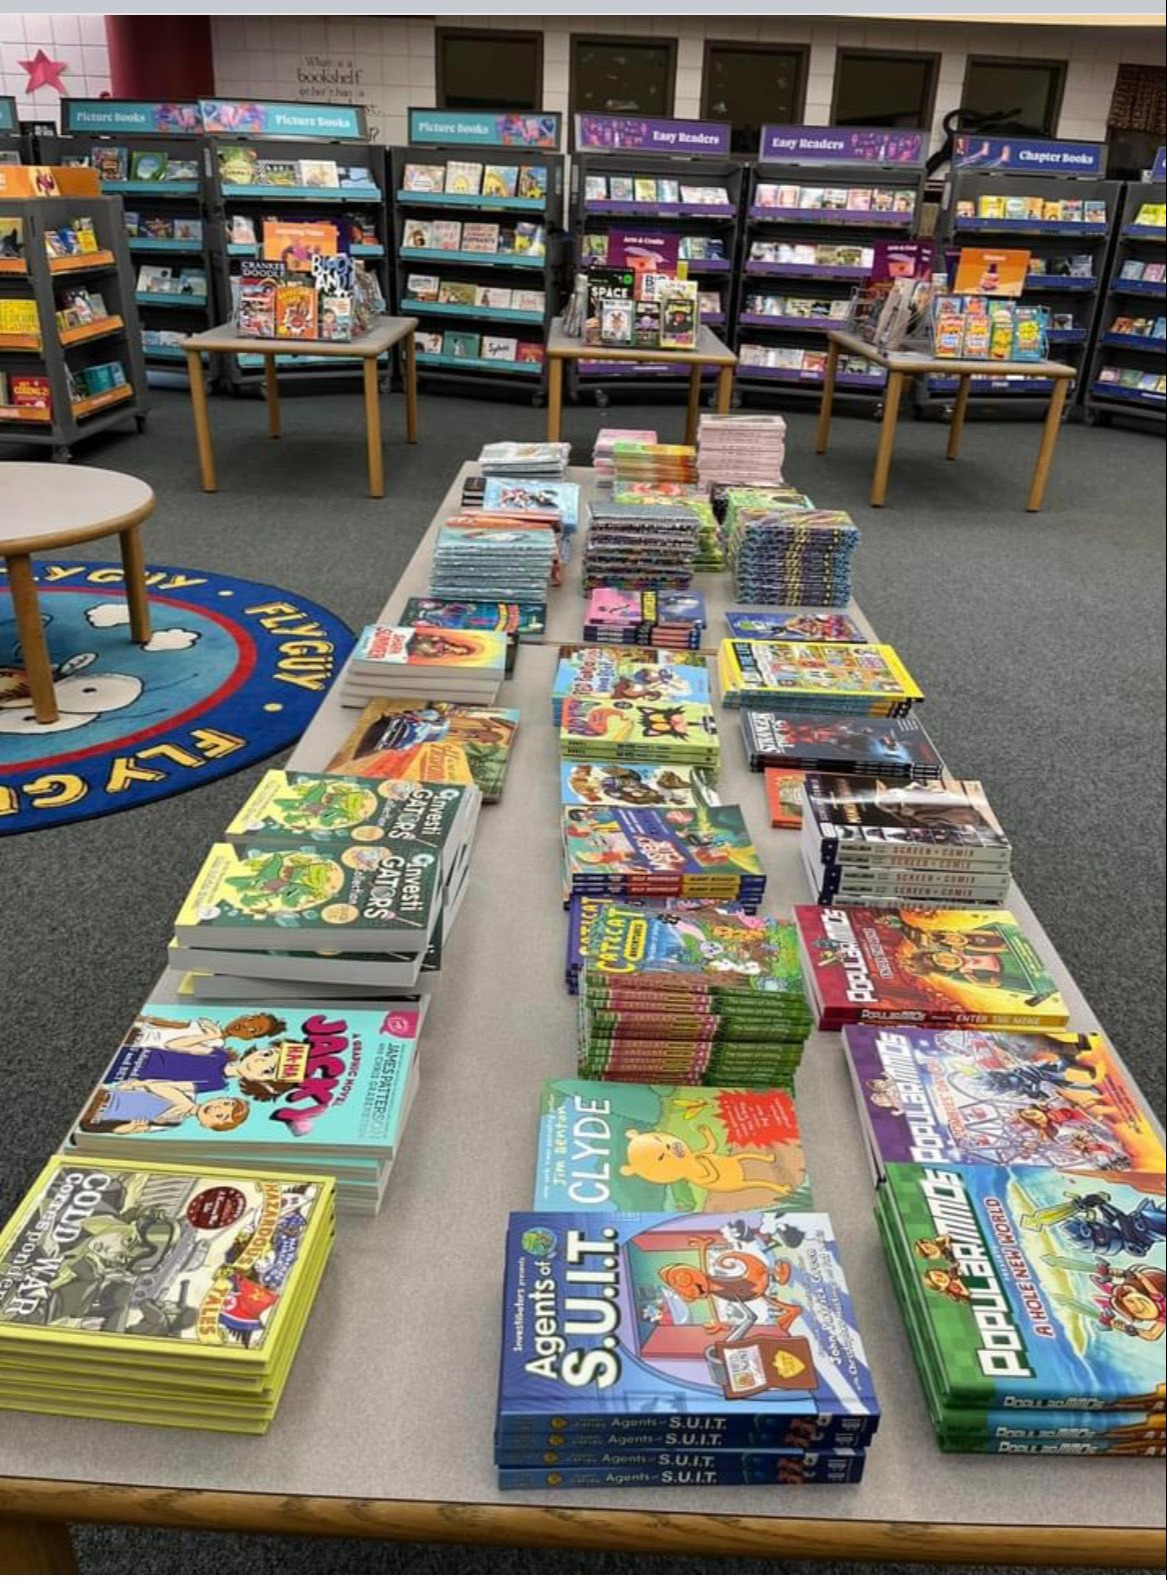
[947,376,971,460]
[684,362,702,449]
[815,339,841,454]
[404,332,418,444]
[185,349,217,492]
[546,356,563,444]
[715,363,734,416]
[363,355,385,499]
[263,355,281,440]
[117,524,153,644]
[0,1516,77,1574]
[870,370,905,507]
[6,554,56,725]
[1026,376,1069,512]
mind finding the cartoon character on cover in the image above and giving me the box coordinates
[410,631,482,661]
[45,1204,178,1326]
[1059,1193,1167,1259]
[274,780,379,833]
[660,1236,803,1338]
[625,703,696,742]
[921,1266,972,1303]
[1094,1263,1167,1343]
[867,1076,905,1116]
[897,919,1057,1006]
[621,1127,793,1202]
[226,850,345,916]
[80,1081,250,1135]
[107,1012,288,1096]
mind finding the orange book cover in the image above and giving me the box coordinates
[262,219,338,273]
[274,282,318,339]
[953,247,1030,298]
[764,768,805,829]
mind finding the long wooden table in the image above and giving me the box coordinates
[816,329,1077,510]
[1,467,1162,1572]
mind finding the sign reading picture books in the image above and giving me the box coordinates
[62,100,201,136]
[407,108,561,150]
[200,99,367,140]
[576,113,730,157]
[952,134,1104,175]
[759,126,926,165]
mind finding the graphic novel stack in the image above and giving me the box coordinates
[560,689,720,779]
[719,640,923,716]
[583,588,706,648]
[496,1199,879,1485]
[339,624,507,706]
[727,504,860,608]
[476,439,571,478]
[561,797,766,909]
[607,440,698,489]
[66,996,428,1215]
[563,893,733,994]
[696,412,787,487]
[326,699,519,802]
[739,709,946,781]
[398,596,546,676]
[0,1154,335,1432]
[460,471,581,565]
[793,905,1070,1033]
[551,643,710,725]
[576,902,813,1087]
[583,500,701,593]
[725,609,867,643]
[799,775,1013,905]
[593,427,657,485]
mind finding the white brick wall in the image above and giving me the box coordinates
[0,12,110,122]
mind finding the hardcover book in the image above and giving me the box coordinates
[327,698,520,801]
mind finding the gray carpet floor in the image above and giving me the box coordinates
[1,384,1163,1574]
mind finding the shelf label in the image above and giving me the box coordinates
[408,108,561,149]
[576,113,729,157]
[953,134,1104,175]
[62,99,201,136]
[199,99,367,140]
[759,125,925,165]
[0,95,16,133]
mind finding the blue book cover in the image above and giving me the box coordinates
[497,1209,878,1428]
[726,610,866,642]
[481,477,581,529]
[552,651,709,720]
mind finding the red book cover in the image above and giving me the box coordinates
[764,768,805,829]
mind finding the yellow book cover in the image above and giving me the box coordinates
[718,639,924,705]
[0,298,39,334]
[1135,202,1166,228]
[0,1155,334,1362]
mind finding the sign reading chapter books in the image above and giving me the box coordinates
[953,134,1104,175]
[576,113,731,157]
[408,108,561,149]
[759,126,925,165]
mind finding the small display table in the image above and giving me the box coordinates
[816,329,1077,510]
[180,316,420,499]
[0,463,155,724]
[545,319,737,447]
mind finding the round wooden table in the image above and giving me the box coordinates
[0,463,156,725]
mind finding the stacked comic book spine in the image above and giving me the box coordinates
[582,588,706,648]
[696,412,787,487]
[561,800,766,909]
[339,623,507,707]
[719,639,923,717]
[738,707,946,781]
[727,502,860,608]
[592,427,658,484]
[583,500,702,593]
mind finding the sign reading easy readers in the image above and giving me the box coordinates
[953,134,1104,175]
[199,99,367,140]
[62,99,201,136]
[759,125,925,165]
[576,113,730,157]
[409,108,561,149]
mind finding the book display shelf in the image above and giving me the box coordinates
[391,108,565,399]
[1085,170,1166,426]
[928,136,1120,414]
[47,101,216,384]
[570,113,740,401]
[202,99,391,391]
[736,126,927,406]
[0,94,22,163]
[0,190,147,459]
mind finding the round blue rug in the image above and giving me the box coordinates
[0,561,352,836]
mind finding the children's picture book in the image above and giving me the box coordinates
[793,905,1070,1032]
[476,285,513,309]
[255,158,298,187]
[445,160,483,195]
[327,698,520,801]
[297,159,340,189]
[462,222,501,253]
[844,1026,1166,1176]
[443,329,481,359]
[218,145,258,185]
[726,611,866,643]
[274,282,318,339]
[483,165,519,198]
[129,150,168,183]
[405,273,440,301]
[432,219,464,251]
[584,174,608,202]
[561,761,713,809]
[402,220,434,251]
[953,248,1030,299]
[482,335,519,362]
[517,166,548,202]
[534,1079,812,1212]
[403,163,446,192]
[438,279,478,306]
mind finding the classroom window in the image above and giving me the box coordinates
[832,49,940,130]
[961,57,1066,137]
[702,40,808,153]
[436,27,543,112]
[570,34,677,126]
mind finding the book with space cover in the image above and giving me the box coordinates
[561,802,766,905]
[741,709,945,780]
[174,841,443,953]
[725,610,866,643]
[843,1026,1167,1179]
[719,640,923,716]
[224,771,479,859]
[878,1161,1166,1412]
[0,1155,334,1432]
[496,1209,880,1440]
[793,906,1070,1032]
[328,698,520,802]
[534,1079,812,1213]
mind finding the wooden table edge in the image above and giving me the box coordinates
[823,329,1076,380]
[0,1479,1160,1568]
[0,495,156,557]
[179,317,419,359]
[546,344,738,367]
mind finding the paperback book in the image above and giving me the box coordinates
[328,698,520,802]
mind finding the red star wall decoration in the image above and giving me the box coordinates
[20,48,69,96]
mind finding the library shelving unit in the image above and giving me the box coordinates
[48,100,215,384]
[0,191,147,459]
[569,113,740,403]
[202,99,391,392]
[0,95,22,162]
[737,126,928,408]
[1084,173,1165,427]
[391,108,565,400]
[926,137,1121,416]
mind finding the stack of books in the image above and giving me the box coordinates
[429,512,558,603]
[560,695,720,778]
[739,709,946,780]
[460,473,581,562]
[398,596,546,676]
[696,412,787,486]
[609,440,698,488]
[339,624,507,707]
[0,1154,334,1432]
[583,501,701,592]
[564,893,735,993]
[561,800,766,908]
[719,639,924,716]
[327,698,520,803]
[593,427,657,484]
[65,996,427,1215]
[792,904,1070,1033]
[877,1160,1165,1457]
[582,588,706,647]
[495,1205,879,1487]
[575,902,814,1088]
[610,482,723,571]
[551,643,709,726]
[726,609,866,642]
[476,440,570,477]
[799,775,1013,906]
[727,504,860,608]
